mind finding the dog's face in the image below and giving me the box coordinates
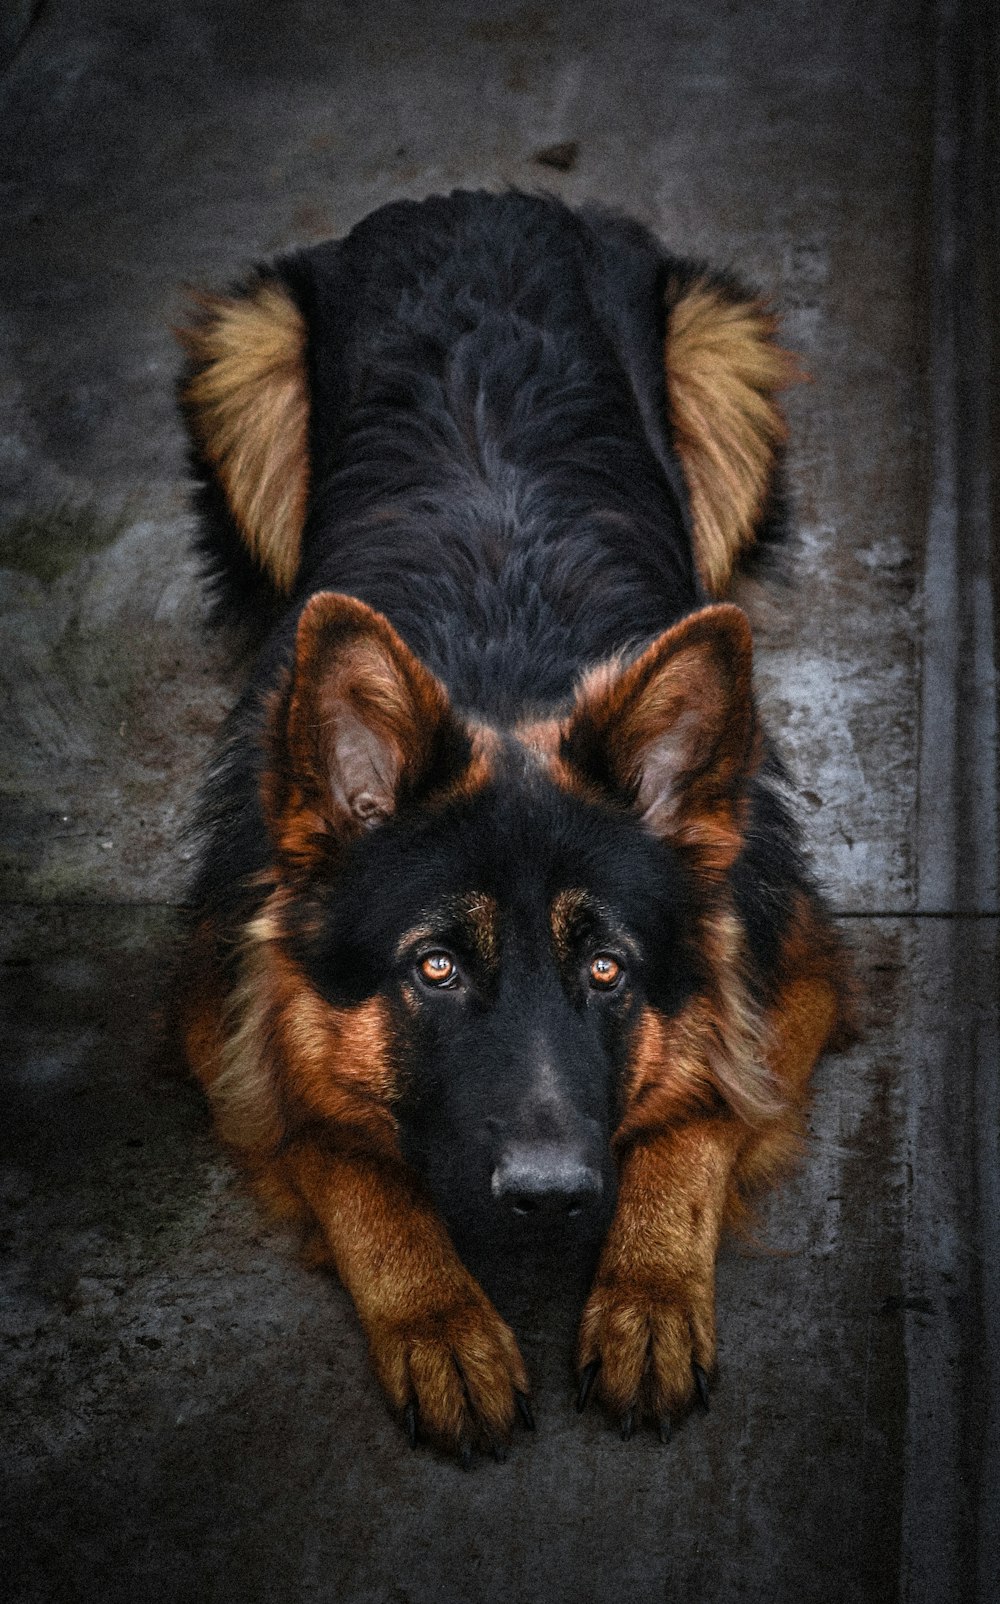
[262,591,764,1252]
[297,755,707,1249]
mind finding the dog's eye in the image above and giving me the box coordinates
[589,954,622,989]
[418,952,459,988]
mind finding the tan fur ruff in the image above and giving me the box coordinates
[694,906,781,1123]
[178,280,309,595]
[201,896,400,1157]
[619,904,781,1141]
[209,932,287,1153]
[664,277,803,595]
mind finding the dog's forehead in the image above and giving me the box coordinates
[396,782,662,954]
[427,767,616,897]
[340,747,688,971]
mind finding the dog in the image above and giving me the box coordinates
[177,189,852,1463]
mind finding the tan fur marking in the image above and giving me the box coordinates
[179,280,309,594]
[665,277,803,594]
[515,716,591,797]
[773,887,858,1047]
[550,888,590,964]
[191,893,400,1156]
[430,724,495,806]
[208,944,287,1152]
[619,906,780,1137]
[460,892,501,968]
[396,893,500,969]
[395,923,438,960]
[513,717,563,758]
[548,888,643,968]
[730,891,855,1205]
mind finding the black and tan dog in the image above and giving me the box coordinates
[178,190,852,1462]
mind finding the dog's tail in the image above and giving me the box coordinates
[177,271,310,619]
[663,267,804,596]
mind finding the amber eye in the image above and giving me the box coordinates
[589,954,622,989]
[418,952,458,988]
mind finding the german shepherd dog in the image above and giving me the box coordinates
[178,190,852,1462]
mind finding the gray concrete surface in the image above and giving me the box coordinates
[1,2,996,1601]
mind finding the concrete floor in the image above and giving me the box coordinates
[1,2,996,1601]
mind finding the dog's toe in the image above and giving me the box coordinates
[577,1273,717,1435]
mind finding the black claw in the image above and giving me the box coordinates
[619,1409,635,1441]
[658,1414,672,1444]
[403,1401,418,1450]
[515,1391,536,1431]
[492,1440,509,1464]
[459,1439,473,1471]
[693,1362,711,1412]
[577,1359,601,1413]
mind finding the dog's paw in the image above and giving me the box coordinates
[576,1274,716,1438]
[367,1285,532,1463]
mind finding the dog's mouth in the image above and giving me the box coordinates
[434,1149,618,1261]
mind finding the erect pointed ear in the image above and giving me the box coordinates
[560,605,760,875]
[265,593,473,862]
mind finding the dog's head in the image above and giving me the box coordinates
[232,592,773,1253]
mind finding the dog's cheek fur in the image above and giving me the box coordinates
[725,889,856,1217]
[618,903,779,1142]
[184,897,401,1172]
[617,880,851,1204]
[614,886,850,1256]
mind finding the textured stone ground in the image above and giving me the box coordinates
[1,3,996,1601]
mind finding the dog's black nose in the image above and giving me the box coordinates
[491,1143,603,1219]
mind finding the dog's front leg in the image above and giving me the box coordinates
[577,1115,740,1436]
[577,951,848,1436]
[285,1136,531,1459]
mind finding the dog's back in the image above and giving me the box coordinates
[182,192,786,697]
[294,193,698,714]
[187,196,679,694]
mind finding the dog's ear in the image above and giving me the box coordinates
[265,593,472,860]
[561,605,760,875]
